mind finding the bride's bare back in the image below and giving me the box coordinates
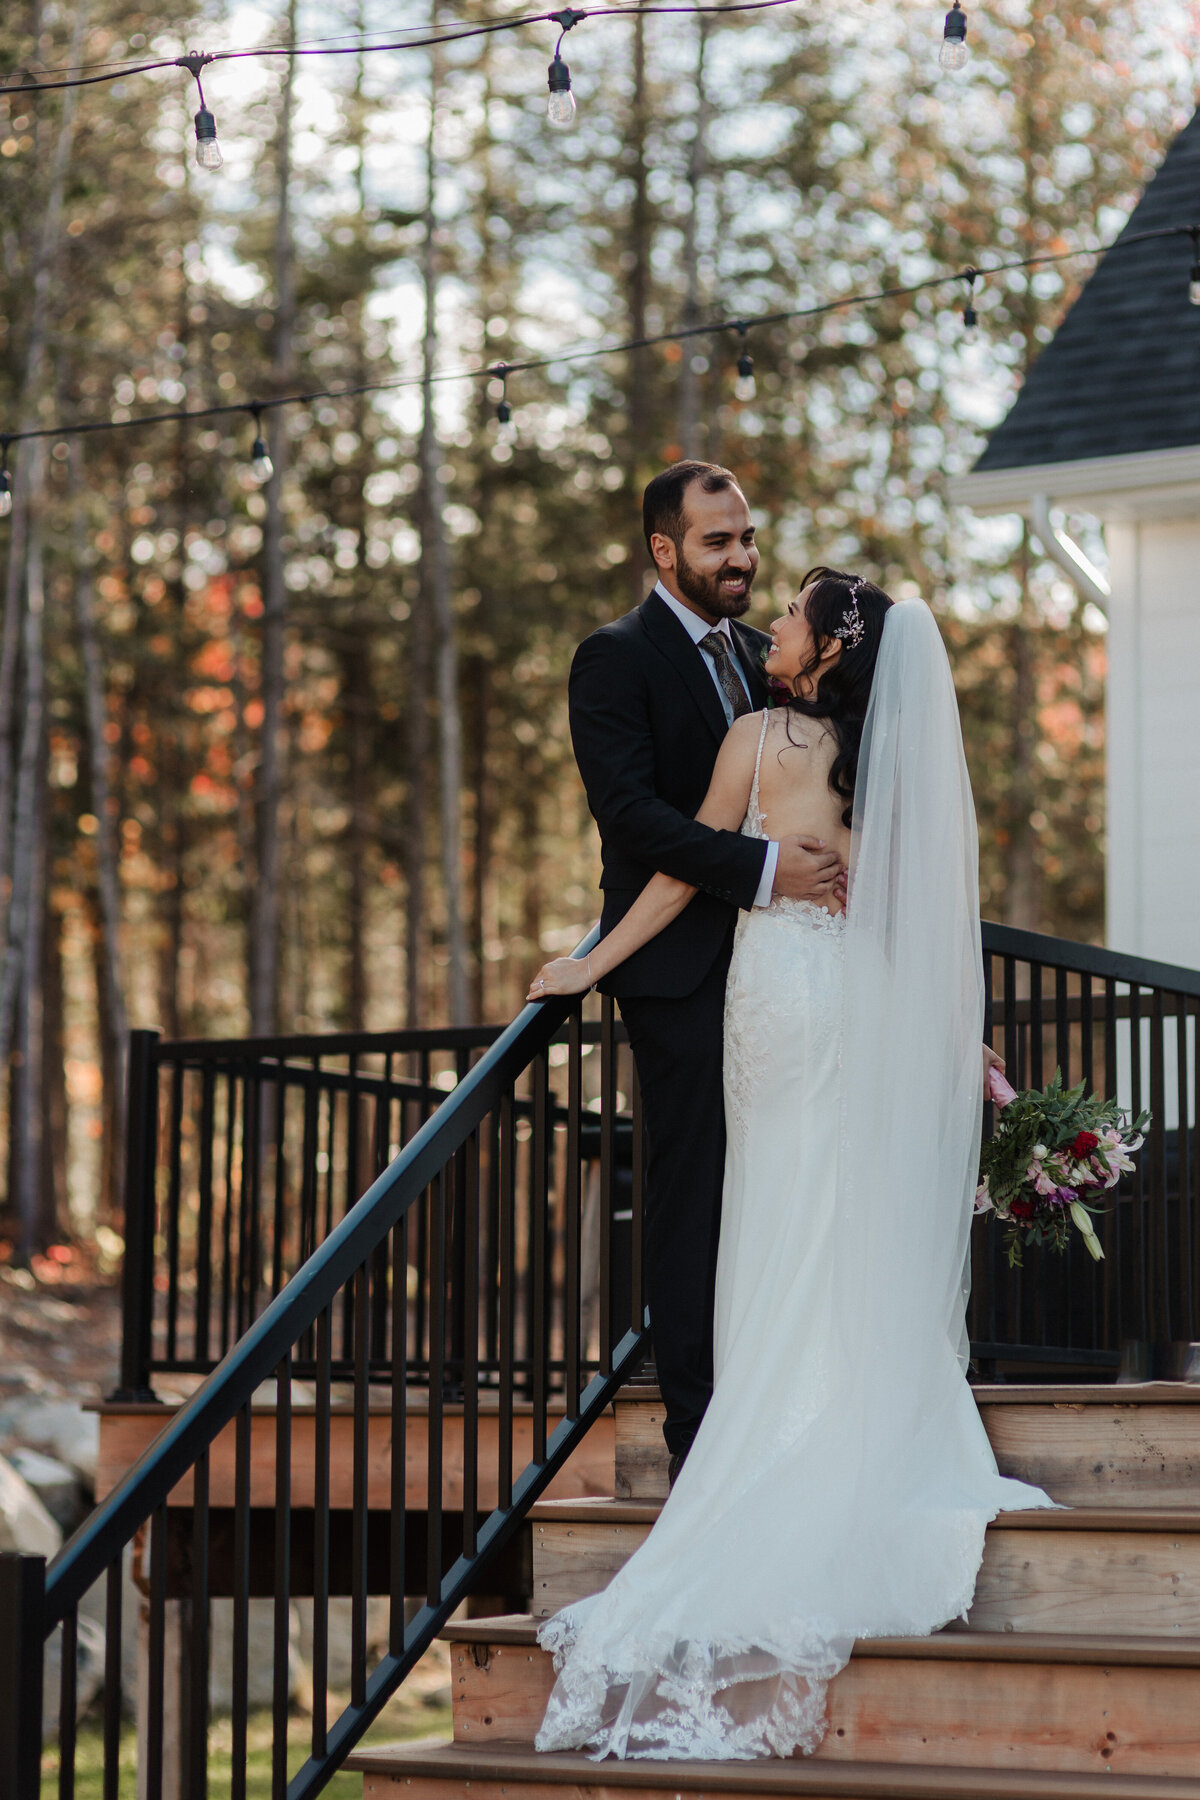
[755,709,851,902]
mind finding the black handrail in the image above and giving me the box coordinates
[7,926,652,1800]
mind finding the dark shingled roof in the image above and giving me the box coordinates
[972,110,1200,473]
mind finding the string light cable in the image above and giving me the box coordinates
[0,0,815,94]
[0,224,1194,472]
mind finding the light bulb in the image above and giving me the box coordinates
[962,303,978,337]
[497,400,512,425]
[735,351,756,402]
[939,1,968,70]
[251,435,274,483]
[1190,264,1200,306]
[547,55,577,128]
[194,107,223,171]
[0,473,11,519]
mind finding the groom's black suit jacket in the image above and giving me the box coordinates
[569,590,771,999]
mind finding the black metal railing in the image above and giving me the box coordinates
[114,1020,639,1401]
[4,930,650,1800]
[973,922,1200,1371]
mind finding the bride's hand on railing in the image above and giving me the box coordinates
[527,956,592,1001]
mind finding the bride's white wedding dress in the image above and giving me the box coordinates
[534,599,1056,1762]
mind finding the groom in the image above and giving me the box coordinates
[569,461,843,1478]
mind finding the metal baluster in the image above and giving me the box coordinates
[165,1062,185,1365]
[271,1066,287,1300]
[195,1066,216,1364]
[312,1305,332,1763]
[564,1012,583,1413]
[1105,977,1121,1345]
[1029,961,1044,1089]
[463,1128,480,1558]
[184,1448,210,1800]
[272,1354,292,1800]
[58,1605,77,1800]
[484,1102,502,1387]
[102,1557,123,1800]
[1002,953,1018,1081]
[230,1404,251,1800]
[1130,984,1147,1340]
[146,1507,167,1800]
[1149,987,1169,1341]
[497,1093,515,1509]
[238,1065,262,1335]
[390,1225,408,1656]
[427,1172,446,1604]
[351,1265,370,1709]
[598,997,616,1375]
[220,1070,237,1359]
[1055,965,1070,1083]
[532,1051,550,1463]
[1080,973,1095,1091]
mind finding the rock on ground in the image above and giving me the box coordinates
[0,1452,63,1558]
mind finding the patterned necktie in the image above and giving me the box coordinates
[699,629,752,722]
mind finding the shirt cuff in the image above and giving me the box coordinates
[752,840,779,908]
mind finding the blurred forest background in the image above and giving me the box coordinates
[0,0,1196,1256]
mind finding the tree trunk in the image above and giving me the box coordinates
[250,0,298,1036]
[418,4,468,1027]
[624,11,653,600]
[71,445,128,1218]
[6,507,48,1260]
[676,18,710,461]
[0,0,84,936]
[40,884,69,1241]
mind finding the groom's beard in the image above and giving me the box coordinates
[673,547,755,620]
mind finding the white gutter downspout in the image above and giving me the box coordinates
[1030,492,1110,612]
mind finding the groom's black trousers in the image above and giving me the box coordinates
[617,944,731,1459]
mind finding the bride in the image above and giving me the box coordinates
[524,569,1056,1763]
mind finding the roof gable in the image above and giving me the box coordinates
[972,111,1200,474]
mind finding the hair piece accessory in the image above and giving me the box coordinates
[837,576,867,650]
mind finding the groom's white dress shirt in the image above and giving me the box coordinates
[653,581,779,908]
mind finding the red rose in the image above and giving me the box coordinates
[1070,1130,1100,1157]
[1010,1197,1036,1220]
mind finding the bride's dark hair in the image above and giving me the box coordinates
[784,566,893,828]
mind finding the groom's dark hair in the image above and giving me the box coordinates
[643,461,739,556]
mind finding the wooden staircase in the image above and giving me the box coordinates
[347,1382,1200,1798]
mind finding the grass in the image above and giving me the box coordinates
[42,1646,454,1798]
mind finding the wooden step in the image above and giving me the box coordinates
[438,1614,1200,1776]
[92,1391,615,1511]
[349,1738,1200,1800]
[614,1385,1200,1505]
[529,1499,1200,1637]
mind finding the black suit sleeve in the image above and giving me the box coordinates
[569,631,767,910]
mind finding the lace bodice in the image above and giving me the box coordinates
[742,711,845,936]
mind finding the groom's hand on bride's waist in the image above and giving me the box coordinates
[773,836,845,904]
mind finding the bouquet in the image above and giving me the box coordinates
[976,1065,1149,1268]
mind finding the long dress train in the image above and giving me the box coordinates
[534,599,1057,1762]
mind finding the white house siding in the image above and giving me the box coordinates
[1104,515,1200,969]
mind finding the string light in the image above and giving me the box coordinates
[1189,228,1200,306]
[0,439,11,520]
[960,267,979,337]
[0,225,1191,498]
[491,365,513,425]
[248,406,274,483]
[733,325,756,401]
[179,52,223,171]
[547,8,584,128]
[940,0,968,71]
